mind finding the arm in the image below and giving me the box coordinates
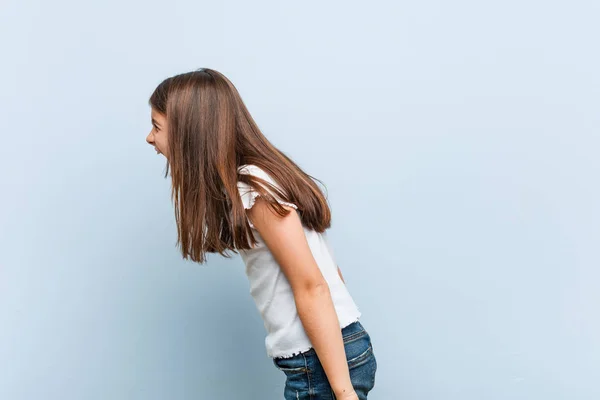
[247,198,357,400]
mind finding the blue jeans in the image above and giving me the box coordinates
[273,321,377,399]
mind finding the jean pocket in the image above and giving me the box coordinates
[347,343,374,370]
[349,345,377,397]
[344,331,374,370]
[273,355,309,376]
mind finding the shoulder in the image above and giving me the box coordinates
[236,164,298,211]
[236,164,274,208]
[237,164,281,194]
[238,164,271,181]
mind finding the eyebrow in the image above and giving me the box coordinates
[151,118,162,127]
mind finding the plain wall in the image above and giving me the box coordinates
[1,0,598,399]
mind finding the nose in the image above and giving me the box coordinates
[146,132,154,145]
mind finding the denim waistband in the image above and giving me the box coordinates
[341,320,365,339]
[273,320,366,360]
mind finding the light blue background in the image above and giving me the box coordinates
[1,1,598,399]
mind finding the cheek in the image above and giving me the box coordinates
[158,135,169,150]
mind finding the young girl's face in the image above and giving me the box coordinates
[146,109,169,158]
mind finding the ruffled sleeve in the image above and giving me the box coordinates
[237,164,299,228]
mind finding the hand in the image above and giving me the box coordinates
[336,390,359,400]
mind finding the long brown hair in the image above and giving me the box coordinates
[148,68,331,263]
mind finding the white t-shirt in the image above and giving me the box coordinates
[236,164,362,359]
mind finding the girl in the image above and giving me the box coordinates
[145,68,377,400]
